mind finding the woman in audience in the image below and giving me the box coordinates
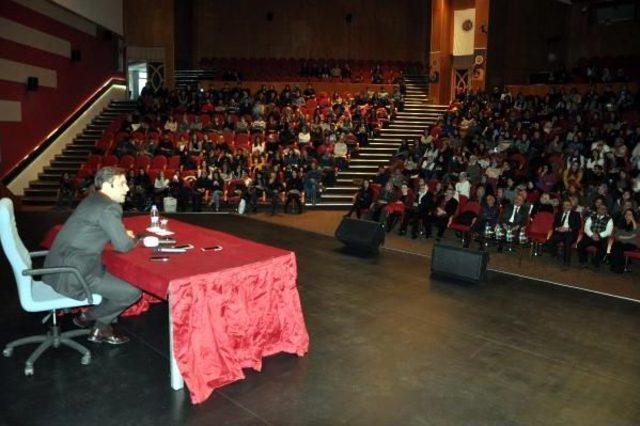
[153,171,170,207]
[284,169,304,214]
[208,170,225,212]
[346,179,374,219]
[610,208,639,273]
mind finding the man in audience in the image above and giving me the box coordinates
[577,203,613,268]
[547,199,581,266]
[425,187,458,241]
[497,194,529,251]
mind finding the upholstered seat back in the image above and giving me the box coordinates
[0,198,34,309]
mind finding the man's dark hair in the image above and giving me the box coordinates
[94,166,126,190]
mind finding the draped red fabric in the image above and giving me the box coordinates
[41,216,310,403]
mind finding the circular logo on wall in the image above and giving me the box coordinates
[462,19,473,31]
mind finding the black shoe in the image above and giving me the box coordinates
[87,325,130,345]
[73,312,94,329]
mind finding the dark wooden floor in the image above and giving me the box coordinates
[2,212,640,425]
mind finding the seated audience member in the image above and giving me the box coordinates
[372,165,390,186]
[346,179,374,219]
[334,137,348,170]
[191,169,211,212]
[385,183,414,232]
[497,193,529,251]
[208,170,225,211]
[399,179,434,238]
[455,172,471,199]
[153,171,170,206]
[56,172,76,208]
[470,193,500,249]
[546,199,581,266]
[425,187,458,241]
[610,208,639,273]
[304,162,323,205]
[577,203,613,268]
[285,169,304,214]
[369,181,396,224]
[266,171,284,215]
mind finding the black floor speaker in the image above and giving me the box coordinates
[335,217,385,254]
[431,243,488,283]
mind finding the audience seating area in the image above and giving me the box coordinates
[198,58,421,83]
[346,85,640,272]
[62,83,403,214]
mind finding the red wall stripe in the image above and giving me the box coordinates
[0,1,122,178]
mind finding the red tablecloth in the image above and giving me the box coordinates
[41,215,309,404]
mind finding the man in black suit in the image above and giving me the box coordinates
[547,199,581,266]
[425,188,458,240]
[44,167,141,344]
[498,193,529,251]
[399,180,433,238]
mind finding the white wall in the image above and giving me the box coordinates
[52,0,123,36]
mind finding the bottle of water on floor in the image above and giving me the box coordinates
[150,204,159,228]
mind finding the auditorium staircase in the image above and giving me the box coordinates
[309,74,448,209]
[21,100,137,207]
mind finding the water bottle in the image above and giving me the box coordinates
[150,204,159,228]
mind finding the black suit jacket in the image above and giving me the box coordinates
[553,210,581,232]
[502,204,529,226]
[416,190,434,213]
[43,192,136,300]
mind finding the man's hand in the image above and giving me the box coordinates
[592,234,600,241]
[126,230,136,239]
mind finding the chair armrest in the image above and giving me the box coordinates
[29,250,49,258]
[22,267,94,304]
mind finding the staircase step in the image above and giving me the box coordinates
[57,152,89,159]
[44,165,79,174]
[24,188,59,197]
[29,180,61,189]
[360,147,397,152]
[38,173,64,182]
[51,159,84,167]
[305,201,351,210]
[350,158,389,163]
[358,154,391,159]
[21,196,59,206]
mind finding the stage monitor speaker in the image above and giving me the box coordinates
[430,243,488,283]
[27,77,38,91]
[335,217,385,254]
[71,49,81,62]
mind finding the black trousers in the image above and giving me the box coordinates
[577,236,607,266]
[85,272,142,328]
[424,214,449,238]
[547,231,577,265]
[610,241,637,273]
[285,193,303,213]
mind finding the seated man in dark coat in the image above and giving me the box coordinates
[546,199,581,266]
[43,167,141,344]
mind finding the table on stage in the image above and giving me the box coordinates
[41,215,310,404]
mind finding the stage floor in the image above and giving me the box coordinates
[2,212,640,425]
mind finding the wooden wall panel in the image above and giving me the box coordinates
[124,0,175,87]
[192,0,429,62]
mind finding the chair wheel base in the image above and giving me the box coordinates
[81,354,91,365]
[24,365,34,376]
[3,347,13,357]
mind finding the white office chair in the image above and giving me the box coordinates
[0,198,102,375]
